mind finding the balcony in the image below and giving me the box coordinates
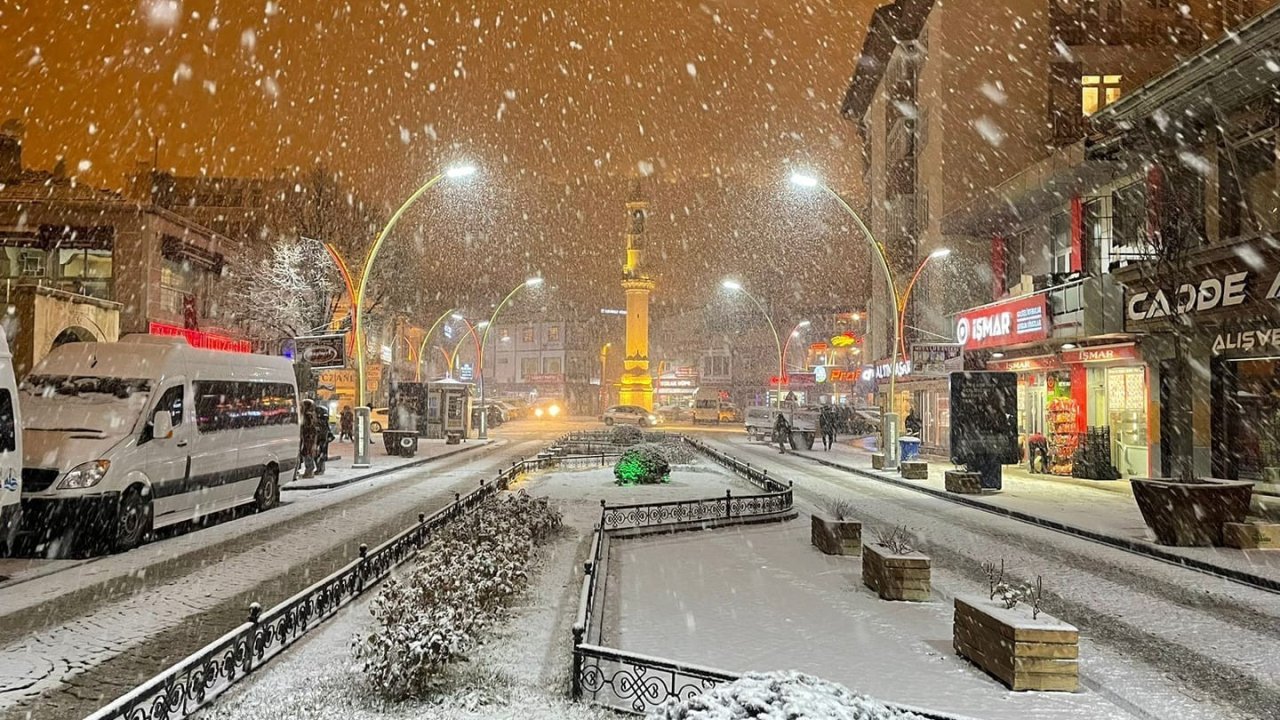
[1042,274,1126,339]
[886,115,917,162]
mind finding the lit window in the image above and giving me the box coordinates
[1082,74,1122,116]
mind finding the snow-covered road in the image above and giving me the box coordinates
[698,433,1280,720]
[0,422,579,720]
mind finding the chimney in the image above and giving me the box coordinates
[0,119,24,183]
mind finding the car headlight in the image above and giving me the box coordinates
[58,460,111,490]
[535,408,544,418]
[648,415,658,423]
[549,404,561,417]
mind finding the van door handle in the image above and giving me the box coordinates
[176,440,189,447]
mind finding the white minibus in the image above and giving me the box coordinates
[19,334,299,553]
[0,328,21,555]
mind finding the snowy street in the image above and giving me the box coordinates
[0,420,588,720]
[688,432,1280,719]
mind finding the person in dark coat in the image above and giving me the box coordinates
[773,413,791,454]
[300,399,319,478]
[339,406,354,442]
[905,407,923,437]
[820,406,838,451]
[314,405,333,475]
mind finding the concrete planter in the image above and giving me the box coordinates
[945,470,982,494]
[1131,477,1253,546]
[811,513,861,556]
[953,595,1078,692]
[1222,521,1280,549]
[862,543,930,601]
[871,453,886,470]
[900,460,928,480]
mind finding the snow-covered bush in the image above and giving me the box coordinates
[648,439,696,465]
[610,424,644,446]
[614,444,671,485]
[354,492,562,699]
[650,671,924,720]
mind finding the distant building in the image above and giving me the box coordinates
[0,121,245,375]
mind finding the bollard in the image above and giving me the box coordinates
[247,601,262,624]
[418,512,426,524]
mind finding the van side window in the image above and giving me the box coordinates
[141,385,184,444]
[0,390,15,453]
[194,381,298,433]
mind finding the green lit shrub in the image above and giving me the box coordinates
[614,444,671,485]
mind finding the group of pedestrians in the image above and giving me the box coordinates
[298,401,357,479]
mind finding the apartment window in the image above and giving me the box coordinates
[544,357,562,375]
[521,326,535,343]
[702,354,731,380]
[1004,230,1029,292]
[1049,212,1073,274]
[1082,75,1122,116]
[547,325,560,343]
[520,357,539,378]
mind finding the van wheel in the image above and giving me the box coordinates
[370,421,383,433]
[255,467,280,512]
[604,417,614,426]
[114,487,150,553]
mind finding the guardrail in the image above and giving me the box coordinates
[83,452,607,720]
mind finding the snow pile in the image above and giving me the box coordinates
[650,671,924,720]
[353,492,562,700]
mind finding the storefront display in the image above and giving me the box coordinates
[1047,389,1079,476]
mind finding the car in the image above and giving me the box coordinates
[532,399,563,419]
[369,407,389,433]
[603,405,658,427]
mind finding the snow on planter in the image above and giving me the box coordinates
[649,671,925,720]
[952,594,1079,692]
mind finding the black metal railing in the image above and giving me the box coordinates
[84,451,609,720]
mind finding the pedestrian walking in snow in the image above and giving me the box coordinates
[314,404,333,475]
[820,406,837,451]
[773,413,791,454]
[339,406,354,442]
[300,399,319,479]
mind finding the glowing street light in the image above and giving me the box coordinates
[897,248,953,359]
[789,169,906,467]
[352,163,476,467]
[477,276,545,438]
[782,319,811,378]
[722,278,783,409]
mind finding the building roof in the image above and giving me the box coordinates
[0,169,124,204]
[1088,2,1280,153]
[840,0,934,121]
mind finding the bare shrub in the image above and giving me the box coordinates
[822,497,855,521]
[873,525,914,555]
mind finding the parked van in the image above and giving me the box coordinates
[0,328,21,555]
[692,387,723,425]
[19,335,299,553]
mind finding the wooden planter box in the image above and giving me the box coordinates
[1222,521,1280,549]
[953,595,1078,692]
[900,460,928,480]
[871,453,886,470]
[811,513,861,555]
[862,543,930,601]
[1131,477,1254,546]
[945,470,982,494]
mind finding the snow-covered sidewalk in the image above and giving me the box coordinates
[284,437,491,491]
[775,436,1280,588]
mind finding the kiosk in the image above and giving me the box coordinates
[426,378,474,442]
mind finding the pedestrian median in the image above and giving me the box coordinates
[284,438,495,491]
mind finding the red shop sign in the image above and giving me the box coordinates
[988,355,1061,373]
[955,294,1050,350]
[1061,344,1139,364]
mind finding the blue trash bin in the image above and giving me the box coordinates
[899,436,922,462]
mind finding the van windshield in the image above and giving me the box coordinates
[20,375,153,436]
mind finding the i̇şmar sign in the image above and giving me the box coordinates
[949,371,1020,465]
[955,294,1049,350]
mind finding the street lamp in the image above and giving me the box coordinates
[599,342,613,412]
[790,171,905,468]
[416,308,457,381]
[722,279,783,409]
[782,320,811,375]
[477,277,544,438]
[351,163,476,468]
[896,248,952,359]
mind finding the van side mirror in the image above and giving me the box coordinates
[152,411,174,440]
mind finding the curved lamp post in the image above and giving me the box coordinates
[722,279,783,409]
[898,248,951,359]
[790,171,905,467]
[599,342,613,412]
[477,277,544,438]
[351,164,474,467]
[416,308,457,381]
[781,319,811,378]
[449,316,486,379]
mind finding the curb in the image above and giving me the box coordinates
[283,441,494,492]
[786,450,1280,595]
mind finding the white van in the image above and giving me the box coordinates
[19,335,299,553]
[0,328,21,555]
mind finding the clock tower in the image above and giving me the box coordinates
[618,180,655,411]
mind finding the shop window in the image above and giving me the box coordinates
[520,357,539,379]
[1216,358,1280,481]
[544,357,562,375]
[1081,74,1122,117]
[1004,229,1029,292]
